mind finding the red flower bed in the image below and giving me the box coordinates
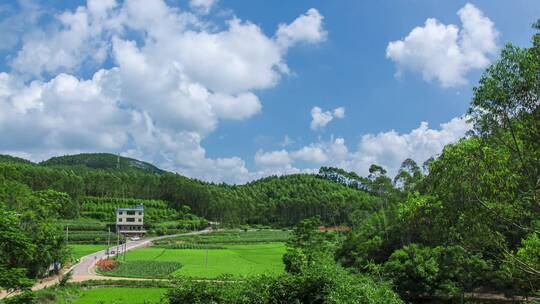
[96,259,118,272]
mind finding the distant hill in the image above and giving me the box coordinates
[40,153,166,174]
[0,154,34,165]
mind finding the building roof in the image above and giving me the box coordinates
[116,204,144,212]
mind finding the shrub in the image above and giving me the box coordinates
[383,244,491,298]
[96,259,118,272]
[168,258,403,304]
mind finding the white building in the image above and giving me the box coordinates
[116,204,146,236]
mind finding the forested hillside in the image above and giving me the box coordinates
[0,155,376,226]
[40,153,166,174]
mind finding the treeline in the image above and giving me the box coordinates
[335,22,540,299]
[0,186,69,295]
[0,161,377,226]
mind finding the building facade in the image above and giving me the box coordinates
[116,204,146,236]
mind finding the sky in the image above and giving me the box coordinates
[0,0,538,183]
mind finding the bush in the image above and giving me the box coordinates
[168,257,403,304]
[96,259,118,272]
[383,244,491,298]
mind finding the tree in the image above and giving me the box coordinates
[0,208,35,294]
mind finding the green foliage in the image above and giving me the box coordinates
[108,243,286,279]
[0,154,33,165]
[168,257,402,304]
[499,233,540,294]
[155,229,291,247]
[383,244,490,298]
[0,157,375,227]
[41,153,165,174]
[283,217,336,273]
[102,260,182,279]
[0,203,66,294]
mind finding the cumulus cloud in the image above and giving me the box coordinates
[310,106,345,130]
[256,116,471,178]
[386,3,498,87]
[276,8,327,49]
[0,1,327,183]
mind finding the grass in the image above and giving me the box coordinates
[105,243,286,279]
[154,229,291,246]
[102,260,182,278]
[69,244,108,260]
[67,287,167,304]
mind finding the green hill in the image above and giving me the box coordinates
[0,154,34,165]
[40,153,166,174]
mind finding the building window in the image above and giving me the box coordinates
[138,219,142,222]
[138,212,142,215]
[119,218,122,222]
[118,211,122,215]
[127,211,135,215]
[127,218,135,222]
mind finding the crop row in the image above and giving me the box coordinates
[82,196,170,208]
[102,260,182,278]
[154,243,226,250]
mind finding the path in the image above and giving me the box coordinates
[0,228,212,299]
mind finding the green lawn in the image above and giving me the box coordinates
[69,244,108,260]
[67,287,167,304]
[109,243,285,279]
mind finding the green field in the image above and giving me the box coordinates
[104,260,182,278]
[107,243,285,278]
[67,287,167,304]
[155,229,290,246]
[69,244,108,260]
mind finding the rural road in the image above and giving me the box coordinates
[0,228,212,299]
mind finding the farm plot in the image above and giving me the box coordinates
[70,287,167,304]
[69,244,108,260]
[154,229,291,247]
[101,260,182,278]
[105,243,286,279]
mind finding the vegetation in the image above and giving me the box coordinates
[154,229,291,247]
[1,18,539,304]
[167,218,403,304]
[69,244,108,260]
[335,21,540,300]
[107,243,286,279]
[0,157,376,226]
[41,153,166,175]
[102,260,182,279]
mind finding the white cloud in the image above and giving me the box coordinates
[0,1,328,184]
[276,8,326,49]
[10,0,117,76]
[189,0,217,15]
[292,146,328,164]
[386,3,498,87]
[256,116,471,178]
[255,150,292,168]
[310,106,345,130]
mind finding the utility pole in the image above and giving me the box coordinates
[205,242,208,272]
[107,227,110,259]
[65,226,69,246]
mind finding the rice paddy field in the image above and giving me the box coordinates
[106,243,286,279]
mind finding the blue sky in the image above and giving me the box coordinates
[0,0,538,183]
